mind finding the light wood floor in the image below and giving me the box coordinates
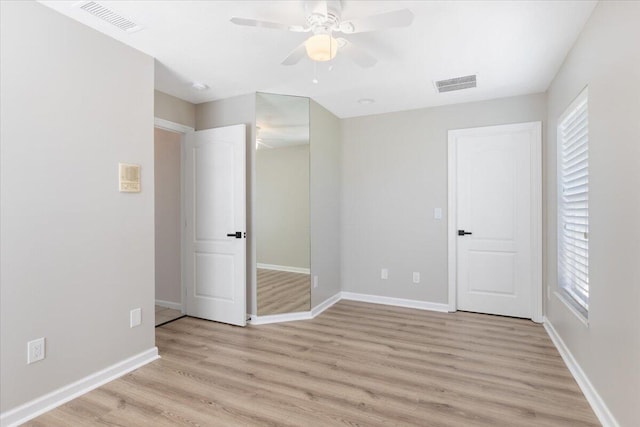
[257,268,310,315]
[28,301,599,426]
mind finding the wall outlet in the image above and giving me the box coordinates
[413,272,420,284]
[434,208,442,220]
[313,275,319,288]
[130,308,142,328]
[27,338,46,364]
[381,268,388,280]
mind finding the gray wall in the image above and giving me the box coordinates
[155,90,196,128]
[256,145,310,269]
[310,101,342,307]
[0,1,155,413]
[196,94,257,315]
[341,94,546,303]
[154,128,182,305]
[544,2,640,425]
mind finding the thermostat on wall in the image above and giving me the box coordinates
[119,163,141,192]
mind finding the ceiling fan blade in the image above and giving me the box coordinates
[337,38,377,68]
[281,42,308,66]
[230,17,308,32]
[338,9,414,34]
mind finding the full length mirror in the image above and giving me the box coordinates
[256,92,311,316]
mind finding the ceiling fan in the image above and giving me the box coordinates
[230,0,414,68]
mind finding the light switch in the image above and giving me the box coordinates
[434,208,442,220]
[130,308,141,328]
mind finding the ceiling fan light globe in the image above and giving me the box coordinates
[305,34,338,62]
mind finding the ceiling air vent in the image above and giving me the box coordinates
[434,75,477,93]
[75,1,143,33]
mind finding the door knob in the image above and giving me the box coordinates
[458,230,473,236]
[227,231,243,238]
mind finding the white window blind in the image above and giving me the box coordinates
[557,87,589,314]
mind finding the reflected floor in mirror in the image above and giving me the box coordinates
[155,306,183,326]
[257,269,310,316]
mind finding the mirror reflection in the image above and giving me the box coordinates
[256,93,311,316]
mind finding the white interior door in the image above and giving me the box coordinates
[184,124,246,326]
[449,122,541,319]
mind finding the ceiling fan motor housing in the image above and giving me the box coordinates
[306,12,339,35]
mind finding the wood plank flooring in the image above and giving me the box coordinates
[27,301,599,426]
[257,268,310,315]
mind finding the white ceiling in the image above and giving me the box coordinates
[40,1,597,118]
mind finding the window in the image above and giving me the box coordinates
[557,87,589,316]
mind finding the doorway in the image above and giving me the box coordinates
[153,119,247,327]
[153,119,193,326]
[447,122,542,322]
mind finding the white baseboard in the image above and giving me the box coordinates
[311,292,342,317]
[340,292,450,313]
[543,319,619,427]
[0,347,159,427]
[249,292,342,325]
[256,263,310,275]
[249,292,448,325]
[155,299,182,311]
[249,311,312,325]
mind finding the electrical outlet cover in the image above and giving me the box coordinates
[27,337,45,364]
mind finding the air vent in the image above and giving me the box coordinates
[75,1,143,33]
[434,75,477,93]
